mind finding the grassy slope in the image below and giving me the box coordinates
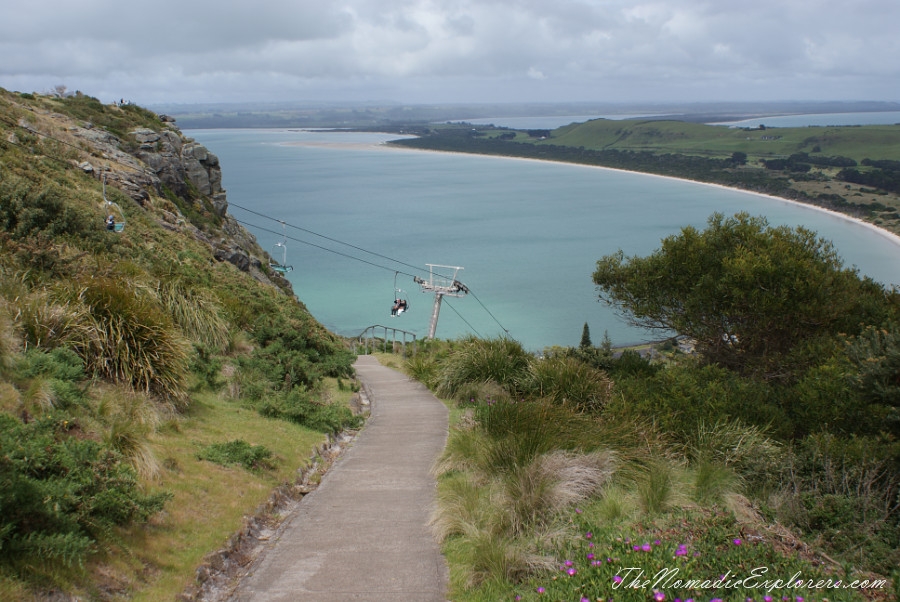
[0,89,360,599]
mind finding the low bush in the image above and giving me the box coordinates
[197,439,275,471]
[256,388,362,433]
[0,414,170,571]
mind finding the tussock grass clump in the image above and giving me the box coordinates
[437,336,531,399]
[690,460,739,504]
[154,280,230,351]
[636,460,675,514]
[432,472,502,541]
[685,418,782,477]
[66,278,191,404]
[523,355,613,411]
[500,450,616,535]
[94,387,162,479]
[405,352,441,389]
[0,301,20,371]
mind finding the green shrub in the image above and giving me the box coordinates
[257,388,361,433]
[0,414,170,571]
[768,433,900,573]
[18,347,85,381]
[197,439,274,471]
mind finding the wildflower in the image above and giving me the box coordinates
[641,543,652,552]
[653,591,665,601]
[613,575,623,584]
[675,544,688,557]
[654,539,661,545]
[582,598,590,602]
[733,538,742,545]
[565,560,574,567]
[567,568,577,576]
[587,553,595,560]
[764,597,773,602]
[536,586,545,594]
[576,508,583,514]
[585,531,593,539]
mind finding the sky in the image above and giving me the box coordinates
[1,0,898,107]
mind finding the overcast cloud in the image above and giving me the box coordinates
[1,0,898,106]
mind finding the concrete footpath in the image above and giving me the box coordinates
[229,355,449,601]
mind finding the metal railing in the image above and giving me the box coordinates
[356,325,418,357]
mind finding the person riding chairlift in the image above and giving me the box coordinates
[106,214,116,231]
[391,298,408,316]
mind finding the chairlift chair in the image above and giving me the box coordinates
[390,272,409,316]
[269,221,293,273]
[102,176,125,233]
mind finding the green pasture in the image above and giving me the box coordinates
[538,119,900,161]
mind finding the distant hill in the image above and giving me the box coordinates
[150,99,900,130]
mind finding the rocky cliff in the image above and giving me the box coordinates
[7,92,290,293]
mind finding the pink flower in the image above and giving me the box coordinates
[653,591,665,601]
[585,531,593,539]
[536,586,545,594]
[733,538,742,545]
[567,568,577,576]
[613,575,623,584]
[641,543,652,552]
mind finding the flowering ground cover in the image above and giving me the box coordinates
[507,509,887,602]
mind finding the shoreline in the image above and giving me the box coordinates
[375,140,900,255]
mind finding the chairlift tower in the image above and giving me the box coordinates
[414,264,469,339]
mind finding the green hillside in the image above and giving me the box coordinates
[548,118,900,161]
[0,89,361,599]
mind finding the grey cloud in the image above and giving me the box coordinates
[0,0,897,104]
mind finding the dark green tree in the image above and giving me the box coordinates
[592,212,893,379]
[579,322,592,349]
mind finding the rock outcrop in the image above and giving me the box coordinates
[64,114,288,294]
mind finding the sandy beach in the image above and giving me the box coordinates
[370,139,900,254]
[279,133,900,278]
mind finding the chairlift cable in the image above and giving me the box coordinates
[0,117,513,338]
[229,202,439,279]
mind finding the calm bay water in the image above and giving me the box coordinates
[188,128,900,352]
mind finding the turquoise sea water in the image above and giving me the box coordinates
[188,129,900,352]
